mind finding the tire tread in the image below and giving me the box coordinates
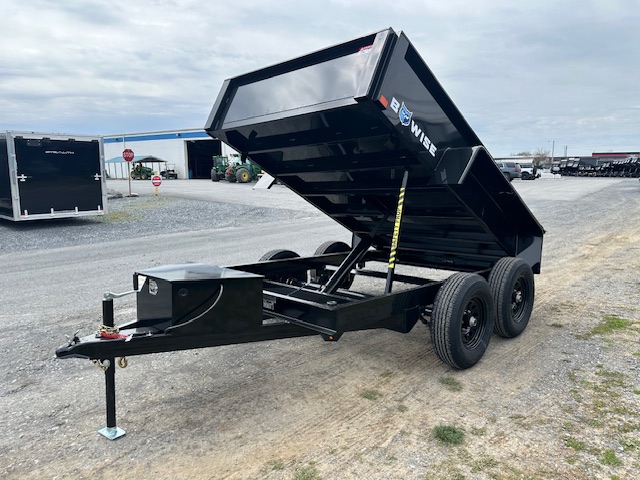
[430,273,493,369]
[488,257,534,338]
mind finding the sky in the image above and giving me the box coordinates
[1,0,638,157]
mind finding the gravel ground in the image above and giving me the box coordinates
[0,183,315,254]
[1,177,639,480]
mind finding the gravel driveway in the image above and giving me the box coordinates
[1,177,639,480]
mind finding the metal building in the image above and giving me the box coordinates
[103,129,237,180]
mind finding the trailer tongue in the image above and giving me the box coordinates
[56,28,544,439]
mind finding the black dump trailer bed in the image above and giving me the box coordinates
[56,28,544,439]
[0,131,107,221]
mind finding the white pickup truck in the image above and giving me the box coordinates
[519,162,539,180]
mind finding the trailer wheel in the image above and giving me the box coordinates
[488,257,534,338]
[236,167,251,183]
[259,249,305,284]
[259,249,299,262]
[313,241,353,289]
[430,273,494,369]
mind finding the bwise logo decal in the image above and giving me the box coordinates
[398,101,412,126]
[387,96,437,157]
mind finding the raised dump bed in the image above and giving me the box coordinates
[206,28,543,274]
[56,28,544,439]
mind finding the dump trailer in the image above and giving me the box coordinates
[0,131,107,221]
[56,28,544,439]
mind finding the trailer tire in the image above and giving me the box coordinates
[259,249,299,262]
[488,257,534,338]
[236,168,251,183]
[259,249,305,284]
[430,273,494,369]
[313,241,353,289]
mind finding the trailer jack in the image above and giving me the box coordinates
[97,294,126,440]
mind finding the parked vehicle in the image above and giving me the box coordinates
[496,161,522,181]
[210,155,228,181]
[130,162,153,180]
[211,154,261,183]
[519,162,538,180]
[160,164,178,179]
[224,155,262,183]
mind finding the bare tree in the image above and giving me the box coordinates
[533,148,550,167]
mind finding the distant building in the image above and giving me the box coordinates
[103,129,237,180]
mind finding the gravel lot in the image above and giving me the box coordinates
[1,177,639,480]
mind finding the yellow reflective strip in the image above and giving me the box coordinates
[388,187,406,270]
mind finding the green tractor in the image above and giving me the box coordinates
[211,154,262,183]
[211,155,228,182]
[130,162,154,180]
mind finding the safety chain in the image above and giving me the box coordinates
[97,324,120,335]
[96,324,129,340]
[91,357,128,371]
[92,359,111,372]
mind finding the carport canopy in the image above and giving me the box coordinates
[105,155,168,165]
[105,155,169,179]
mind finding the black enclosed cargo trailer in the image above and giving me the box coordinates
[56,28,544,439]
[0,131,107,221]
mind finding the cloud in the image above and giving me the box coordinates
[1,0,638,155]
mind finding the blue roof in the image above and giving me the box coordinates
[104,131,210,144]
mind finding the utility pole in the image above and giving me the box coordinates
[550,140,555,165]
[564,145,567,158]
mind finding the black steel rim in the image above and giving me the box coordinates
[461,298,486,348]
[511,276,528,323]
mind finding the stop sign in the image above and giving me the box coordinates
[152,175,162,187]
[122,149,134,162]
